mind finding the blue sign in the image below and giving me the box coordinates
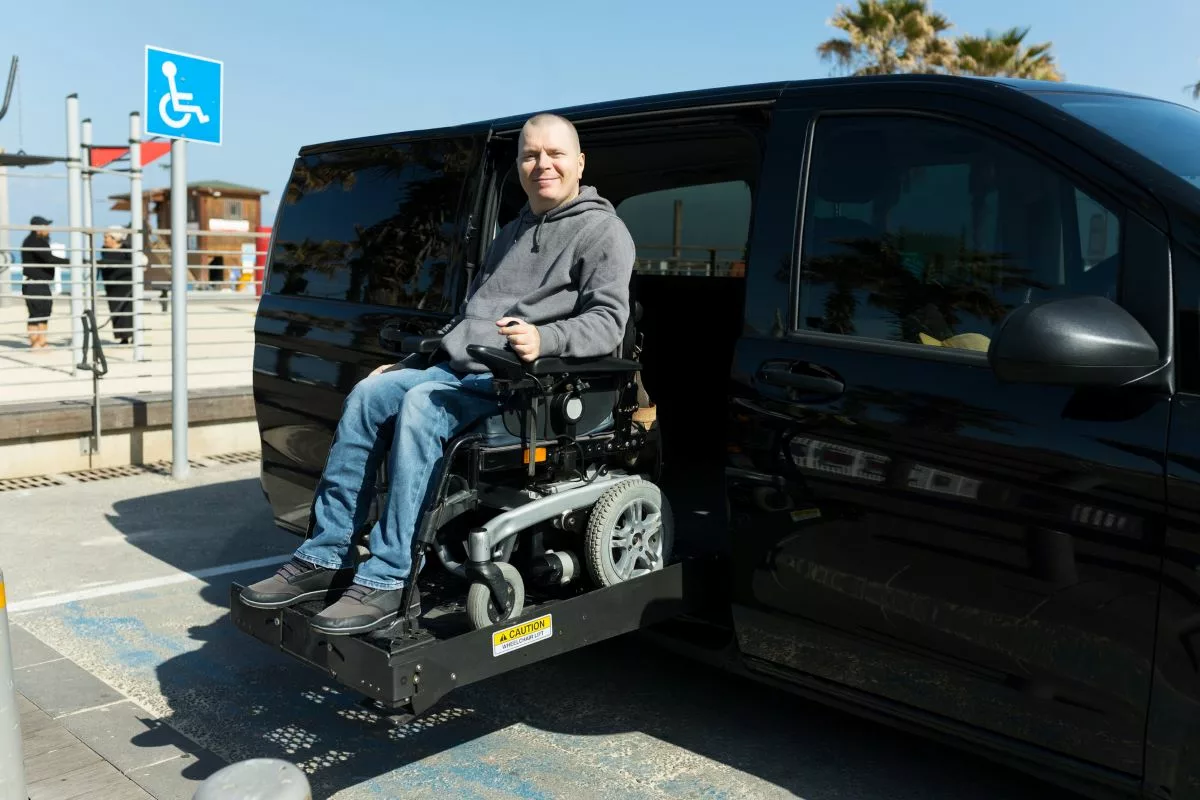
[144,46,223,145]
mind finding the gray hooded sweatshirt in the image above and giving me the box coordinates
[439,185,636,374]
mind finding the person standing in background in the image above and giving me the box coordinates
[99,225,134,344]
[20,215,68,349]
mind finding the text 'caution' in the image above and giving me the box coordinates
[492,614,553,657]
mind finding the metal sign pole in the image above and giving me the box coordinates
[81,119,100,460]
[81,118,95,316]
[170,138,188,479]
[129,113,144,362]
[0,568,27,800]
[146,43,220,481]
[0,146,10,308]
[66,95,84,367]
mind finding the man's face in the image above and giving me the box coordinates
[517,119,584,215]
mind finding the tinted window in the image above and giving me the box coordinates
[1034,92,1200,191]
[617,181,751,277]
[1176,246,1200,393]
[797,115,1122,350]
[268,139,475,309]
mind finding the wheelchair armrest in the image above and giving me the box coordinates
[379,325,443,355]
[466,344,526,381]
[466,344,641,381]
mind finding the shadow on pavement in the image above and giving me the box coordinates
[103,474,1081,799]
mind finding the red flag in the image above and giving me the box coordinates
[140,141,171,167]
[89,146,129,168]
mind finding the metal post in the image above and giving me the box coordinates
[82,119,100,459]
[66,94,84,367]
[81,118,94,303]
[170,138,188,479]
[0,146,10,307]
[0,568,28,800]
[130,113,144,361]
[672,199,683,262]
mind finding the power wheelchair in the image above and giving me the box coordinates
[370,302,672,634]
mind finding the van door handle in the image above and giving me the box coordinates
[759,367,845,396]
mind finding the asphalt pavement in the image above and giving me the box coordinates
[0,459,1088,799]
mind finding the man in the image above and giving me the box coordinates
[240,113,637,635]
[21,216,68,349]
[98,225,134,344]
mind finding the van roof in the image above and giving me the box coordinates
[298,73,1155,157]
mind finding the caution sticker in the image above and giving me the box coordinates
[491,613,553,657]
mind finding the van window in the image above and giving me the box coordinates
[268,138,475,310]
[1176,247,1200,393]
[490,121,760,281]
[617,181,751,277]
[796,115,1122,350]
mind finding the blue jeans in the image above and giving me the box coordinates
[295,362,501,590]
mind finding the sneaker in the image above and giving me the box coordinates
[239,557,354,609]
[309,584,409,635]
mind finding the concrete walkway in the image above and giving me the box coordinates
[0,291,256,405]
[12,625,224,800]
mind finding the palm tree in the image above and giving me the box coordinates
[1191,80,1200,100]
[817,0,956,76]
[954,26,1064,81]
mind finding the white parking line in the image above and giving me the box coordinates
[8,554,291,614]
[53,698,133,719]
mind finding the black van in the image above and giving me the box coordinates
[235,74,1200,800]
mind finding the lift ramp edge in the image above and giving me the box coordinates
[230,558,710,715]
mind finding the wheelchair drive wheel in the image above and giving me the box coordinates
[585,478,674,588]
[466,561,525,630]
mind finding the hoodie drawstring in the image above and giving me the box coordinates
[532,213,546,253]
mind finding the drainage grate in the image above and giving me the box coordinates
[0,474,66,493]
[5,451,253,491]
[143,460,209,476]
[66,464,149,483]
[65,460,207,483]
[207,451,261,466]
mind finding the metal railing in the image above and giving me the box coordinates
[632,242,747,278]
[0,223,268,407]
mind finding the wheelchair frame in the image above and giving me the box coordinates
[378,332,663,637]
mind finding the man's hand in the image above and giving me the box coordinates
[497,317,541,362]
[369,362,398,377]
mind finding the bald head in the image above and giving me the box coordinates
[517,113,586,214]
[518,113,580,155]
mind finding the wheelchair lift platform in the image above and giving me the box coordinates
[230,558,706,719]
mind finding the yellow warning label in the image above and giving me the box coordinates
[491,613,553,657]
[0,582,5,610]
[790,507,822,523]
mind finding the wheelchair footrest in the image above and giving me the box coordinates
[230,558,707,716]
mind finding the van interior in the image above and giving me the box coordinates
[490,111,769,556]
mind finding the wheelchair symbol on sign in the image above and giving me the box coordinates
[157,61,210,129]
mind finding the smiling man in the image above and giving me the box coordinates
[438,113,634,370]
[239,113,637,635]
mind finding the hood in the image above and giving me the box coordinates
[516,185,616,252]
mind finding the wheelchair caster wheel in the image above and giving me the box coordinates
[585,478,674,588]
[466,562,525,630]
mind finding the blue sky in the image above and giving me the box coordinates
[2,0,1198,235]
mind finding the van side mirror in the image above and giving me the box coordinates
[988,296,1161,387]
